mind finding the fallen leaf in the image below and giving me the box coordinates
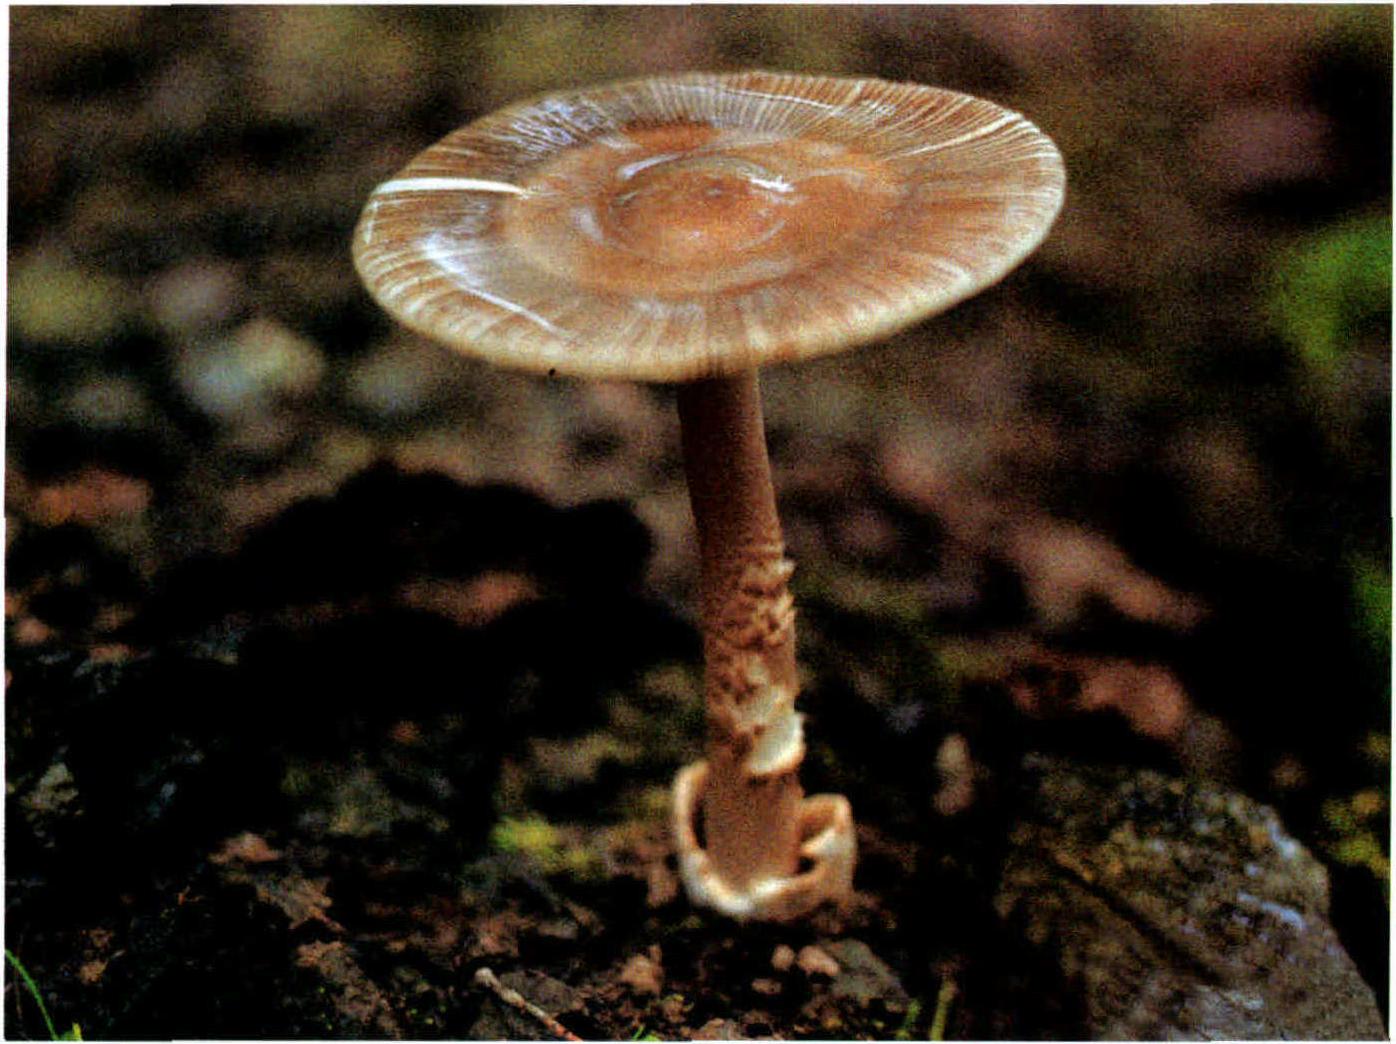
[30,468,151,526]
[210,832,283,866]
[395,571,539,628]
[256,874,342,932]
[1005,519,1205,631]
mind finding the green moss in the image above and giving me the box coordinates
[893,997,923,1040]
[489,814,602,879]
[10,254,131,346]
[1349,556,1392,664]
[491,814,560,856]
[1362,732,1390,765]
[473,8,619,100]
[1267,215,1392,378]
[1321,785,1390,903]
[795,566,928,626]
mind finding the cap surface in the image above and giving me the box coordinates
[353,71,1066,382]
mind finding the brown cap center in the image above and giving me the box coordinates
[504,125,903,298]
[606,154,790,262]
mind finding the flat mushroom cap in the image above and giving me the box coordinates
[353,71,1065,383]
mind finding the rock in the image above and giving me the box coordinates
[933,732,976,817]
[618,948,663,997]
[692,1017,745,1040]
[173,316,324,423]
[821,939,909,1012]
[63,377,153,431]
[770,944,796,973]
[19,761,80,846]
[146,257,244,337]
[796,944,841,979]
[751,977,782,996]
[344,337,465,422]
[996,754,1386,1040]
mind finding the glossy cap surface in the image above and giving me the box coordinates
[353,71,1066,382]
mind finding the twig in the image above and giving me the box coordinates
[929,974,958,1041]
[473,966,583,1042]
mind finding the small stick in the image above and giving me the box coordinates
[929,974,958,1041]
[473,966,583,1042]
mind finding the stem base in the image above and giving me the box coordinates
[672,759,856,922]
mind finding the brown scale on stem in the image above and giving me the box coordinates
[702,544,799,765]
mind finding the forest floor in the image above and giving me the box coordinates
[6,7,1391,1040]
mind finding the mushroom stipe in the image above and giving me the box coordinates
[353,71,1065,921]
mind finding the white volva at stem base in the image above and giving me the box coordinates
[672,760,856,921]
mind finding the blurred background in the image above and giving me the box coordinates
[7,5,1391,1036]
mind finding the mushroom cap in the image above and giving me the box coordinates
[353,71,1065,383]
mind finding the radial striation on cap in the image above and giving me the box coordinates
[353,71,1066,382]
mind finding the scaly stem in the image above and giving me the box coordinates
[676,371,805,891]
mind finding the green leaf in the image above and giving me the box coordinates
[5,949,60,1041]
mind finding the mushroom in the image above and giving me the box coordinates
[352,71,1064,921]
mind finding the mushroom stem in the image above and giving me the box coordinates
[676,372,807,894]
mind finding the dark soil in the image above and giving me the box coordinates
[6,7,1390,1040]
